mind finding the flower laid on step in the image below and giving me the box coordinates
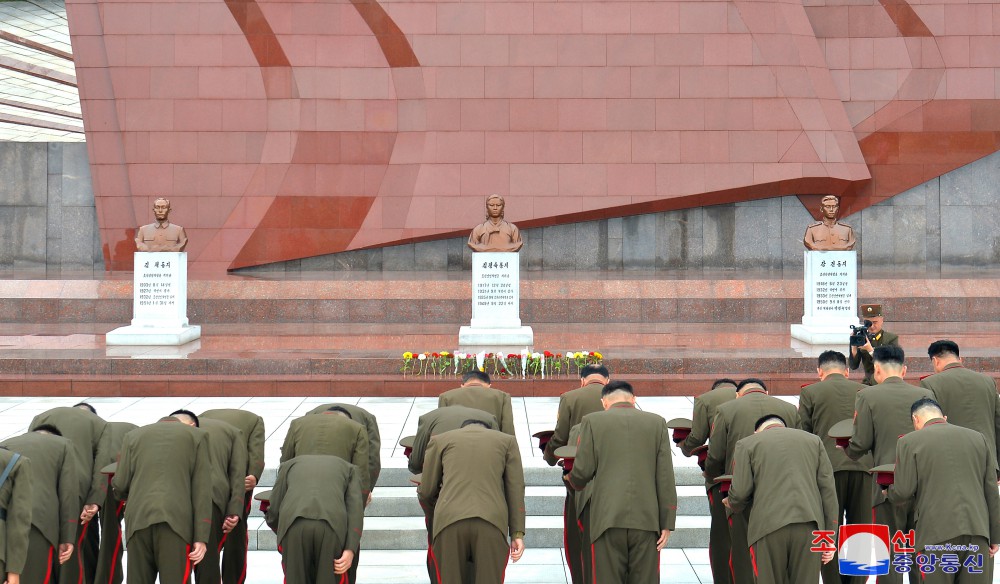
[399,349,604,379]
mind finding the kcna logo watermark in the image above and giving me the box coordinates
[810,525,985,576]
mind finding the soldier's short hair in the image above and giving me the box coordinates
[818,351,848,370]
[601,380,634,398]
[33,424,63,437]
[325,406,353,420]
[463,370,491,385]
[737,378,768,393]
[169,409,200,427]
[927,340,960,360]
[910,397,943,418]
[754,415,786,431]
[461,419,491,429]
[580,364,610,380]
[711,379,738,390]
[873,345,905,368]
[73,402,98,415]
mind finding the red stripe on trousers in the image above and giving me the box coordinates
[76,520,90,584]
[107,501,126,584]
[43,546,54,584]
[238,495,252,584]
[728,516,735,580]
[182,545,192,584]
[749,545,758,579]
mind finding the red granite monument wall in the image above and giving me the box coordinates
[65,0,1000,273]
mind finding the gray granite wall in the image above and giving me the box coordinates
[0,142,102,272]
[1,142,998,274]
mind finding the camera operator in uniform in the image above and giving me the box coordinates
[849,304,899,386]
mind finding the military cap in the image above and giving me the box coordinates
[409,474,421,486]
[532,430,555,455]
[828,418,854,449]
[554,445,577,470]
[666,418,693,444]
[690,444,709,470]
[869,464,895,487]
[100,462,118,476]
[254,489,272,513]
[860,304,883,318]
[399,435,415,457]
[713,474,733,494]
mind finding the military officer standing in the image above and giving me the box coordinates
[567,381,676,584]
[417,420,526,584]
[0,426,78,584]
[849,304,900,386]
[29,404,110,584]
[266,455,364,584]
[920,340,1000,476]
[93,420,138,584]
[171,410,247,584]
[843,346,932,584]
[541,364,608,584]
[0,445,31,584]
[887,398,1000,583]
[680,378,738,584]
[438,371,515,436]
[112,414,213,584]
[280,407,370,499]
[725,415,839,584]
[705,379,799,584]
[199,409,265,584]
[407,405,498,584]
[799,351,872,584]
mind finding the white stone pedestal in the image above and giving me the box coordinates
[106,252,201,346]
[791,250,858,344]
[459,252,533,345]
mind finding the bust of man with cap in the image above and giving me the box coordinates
[849,304,899,386]
[803,195,856,251]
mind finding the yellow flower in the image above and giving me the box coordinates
[594,352,603,359]
[403,352,413,360]
[440,351,450,357]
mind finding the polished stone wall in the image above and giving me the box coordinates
[0,142,102,272]
[1,142,998,274]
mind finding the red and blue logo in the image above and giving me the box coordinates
[839,524,891,576]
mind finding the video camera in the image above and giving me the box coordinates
[849,320,873,347]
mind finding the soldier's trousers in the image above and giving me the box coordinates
[919,536,990,583]
[750,522,820,584]
[23,526,57,584]
[279,518,347,584]
[94,489,127,584]
[563,489,584,584]
[728,508,756,584]
[126,523,194,584]
[578,503,593,584]
[706,484,733,584]
[60,517,98,584]
[875,500,918,584]
[220,493,252,584]
[433,517,509,584]
[195,505,224,584]
[821,471,872,584]
[592,527,658,584]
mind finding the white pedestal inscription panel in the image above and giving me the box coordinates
[790,250,858,344]
[460,252,533,345]
[106,252,201,346]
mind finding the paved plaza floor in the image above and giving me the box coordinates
[1,394,990,583]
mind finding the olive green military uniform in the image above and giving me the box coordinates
[565,424,595,584]
[0,448,31,581]
[846,377,933,584]
[30,407,111,584]
[280,412,370,496]
[727,427,838,584]
[849,330,900,386]
[93,421,138,584]
[417,425,525,584]
[199,409,265,584]
[920,363,1000,475]
[438,385,515,436]
[112,417,213,584]
[799,373,873,584]
[705,388,800,584]
[266,455,364,584]
[888,419,1000,583]
[0,432,77,584]
[408,406,498,584]
[307,404,381,493]
[196,418,248,584]
[540,382,604,584]
[568,402,677,584]
[681,382,737,584]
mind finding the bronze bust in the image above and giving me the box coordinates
[803,195,856,251]
[467,194,523,253]
[135,197,189,252]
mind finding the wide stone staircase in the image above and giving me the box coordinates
[245,461,711,551]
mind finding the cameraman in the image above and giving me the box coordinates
[849,304,899,385]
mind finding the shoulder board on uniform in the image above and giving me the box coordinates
[808,221,822,227]
[919,373,933,381]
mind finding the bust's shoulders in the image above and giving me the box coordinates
[806,221,822,228]
[835,221,854,229]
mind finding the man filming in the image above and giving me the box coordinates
[849,304,899,386]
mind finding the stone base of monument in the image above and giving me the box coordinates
[458,325,534,346]
[790,322,854,345]
[106,324,201,346]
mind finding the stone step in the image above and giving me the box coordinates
[247,515,712,551]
